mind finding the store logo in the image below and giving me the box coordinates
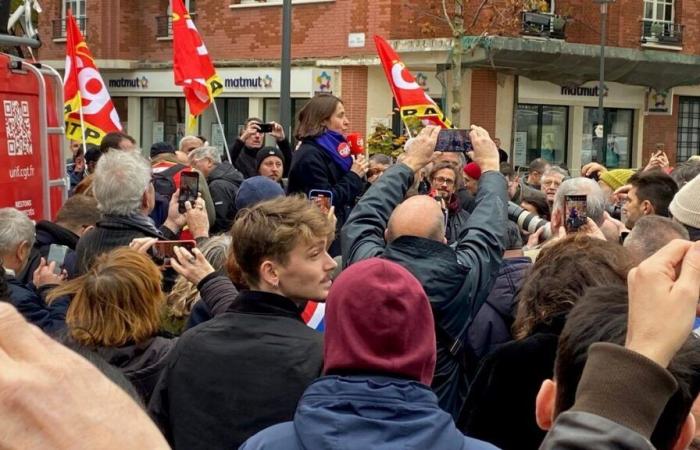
[224,75,273,89]
[560,85,608,97]
[315,71,332,93]
[108,76,149,89]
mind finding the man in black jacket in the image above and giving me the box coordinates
[341,125,507,418]
[189,146,244,233]
[230,118,292,178]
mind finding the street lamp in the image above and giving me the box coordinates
[594,0,615,162]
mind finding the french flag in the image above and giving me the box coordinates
[302,301,325,332]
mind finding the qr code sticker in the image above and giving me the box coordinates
[4,100,33,156]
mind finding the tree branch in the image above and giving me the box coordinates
[442,0,458,35]
[470,0,491,30]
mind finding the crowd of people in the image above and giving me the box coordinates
[2,91,700,449]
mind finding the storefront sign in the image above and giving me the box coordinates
[560,85,608,97]
[519,77,646,108]
[108,76,149,89]
[224,75,273,89]
[313,69,333,94]
[645,88,673,115]
[514,132,527,167]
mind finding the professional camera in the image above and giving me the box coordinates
[508,201,552,240]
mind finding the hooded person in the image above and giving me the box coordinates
[669,173,700,241]
[240,258,497,450]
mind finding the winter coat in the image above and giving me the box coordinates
[457,318,566,450]
[287,140,364,256]
[446,196,471,245]
[206,162,244,233]
[148,280,323,450]
[230,138,292,179]
[467,256,532,360]
[17,220,80,285]
[240,376,498,450]
[5,275,69,335]
[341,163,508,418]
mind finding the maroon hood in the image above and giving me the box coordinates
[323,258,437,385]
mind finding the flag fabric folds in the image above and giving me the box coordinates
[63,10,122,144]
[171,0,223,124]
[373,35,452,133]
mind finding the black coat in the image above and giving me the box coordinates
[341,163,508,418]
[230,138,292,179]
[206,162,244,234]
[148,280,323,450]
[5,275,69,335]
[17,220,80,285]
[457,319,566,450]
[287,140,364,256]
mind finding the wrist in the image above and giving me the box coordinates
[401,157,425,173]
[163,219,181,234]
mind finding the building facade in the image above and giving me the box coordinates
[38,0,700,170]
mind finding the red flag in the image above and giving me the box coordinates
[171,0,223,121]
[374,35,451,132]
[63,10,122,144]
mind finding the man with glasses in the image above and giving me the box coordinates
[429,162,471,244]
[540,166,568,208]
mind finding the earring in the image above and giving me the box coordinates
[272,280,279,288]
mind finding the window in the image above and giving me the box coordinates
[643,0,674,24]
[157,0,196,39]
[515,104,568,167]
[197,98,249,156]
[140,98,186,153]
[263,98,310,146]
[677,97,700,163]
[641,0,680,43]
[581,108,634,168]
[54,0,87,39]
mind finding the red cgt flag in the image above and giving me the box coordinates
[63,10,122,144]
[171,0,223,121]
[374,35,451,132]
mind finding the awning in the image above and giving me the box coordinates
[460,36,700,90]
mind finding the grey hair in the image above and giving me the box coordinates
[543,165,569,179]
[553,177,606,225]
[624,215,689,262]
[93,150,151,215]
[0,208,35,253]
[189,146,221,165]
[179,135,203,152]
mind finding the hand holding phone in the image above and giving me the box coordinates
[309,190,333,215]
[178,171,200,214]
[47,244,69,275]
[256,123,274,134]
[151,240,196,268]
[564,195,588,233]
[435,129,473,153]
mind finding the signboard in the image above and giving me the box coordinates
[645,88,673,115]
[211,123,226,157]
[514,132,527,167]
[152,121,164,143]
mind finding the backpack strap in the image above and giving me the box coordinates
[156,163,187,178]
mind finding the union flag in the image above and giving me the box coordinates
[63,10,122,144]
[171,0,223,121]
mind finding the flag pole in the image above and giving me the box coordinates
[78,96,88,155]
[211,100,232,164]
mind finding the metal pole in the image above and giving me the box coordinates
[597,2,607,130]
[211,100,232,164]
[280,0,292,139]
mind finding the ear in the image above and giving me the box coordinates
[258,259,279,288]
[535,379,557,431]
[15,240,30,264]
[551,208,562,230]
[80,225,95,237]
[641,199,655,216]
[671,413,696,450]
[384,228,389,243]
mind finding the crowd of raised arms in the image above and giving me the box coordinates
[2,93,700,450]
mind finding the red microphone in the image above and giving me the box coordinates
[346,132,365,156]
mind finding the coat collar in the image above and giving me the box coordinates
[228,290,305,321]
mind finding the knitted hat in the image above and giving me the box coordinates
[84,146,102,164]
[255,146,285,171]
[464,162,482,180]
[234,176,285,210]
[669,174,700,228]
[323,258,436,385]
[599,169,635,191]
[150,141,176,158]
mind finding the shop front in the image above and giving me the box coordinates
[103,67,338,156]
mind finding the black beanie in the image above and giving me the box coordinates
[255,146,285,171]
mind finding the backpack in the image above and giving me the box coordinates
[149,163,186,227]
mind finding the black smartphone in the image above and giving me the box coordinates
[309,189,333,214]
[564,195,588,233]
[256,123,274,133]
[151,240,196,268]
[435,129,472,153]
[47,244,69,275]
[178,171,199,214]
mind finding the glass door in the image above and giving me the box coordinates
[582,108,634,168]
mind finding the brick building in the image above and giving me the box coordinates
[38,0,700,170]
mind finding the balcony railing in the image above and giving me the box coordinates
[156,13,196,38]
[521,11,567,40]
[52,17,88,40]
[641,20,683,46]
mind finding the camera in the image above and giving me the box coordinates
[507,201,551,240]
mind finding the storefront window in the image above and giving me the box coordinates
[581,108,633,168]
[141,98,186,153]
[263,98,310,145]
[515,104,568,167]
[198,98,249,156]
[112,97,128,133]
[676,97,700,163]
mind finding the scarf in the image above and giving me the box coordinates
[313,130,353,173]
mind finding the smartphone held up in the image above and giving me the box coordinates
[564,195,588,233]
[151,240,197,268]
[435,129,473,153]
[309,190,333,215]
[178,171,200,214]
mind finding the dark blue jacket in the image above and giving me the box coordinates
[5,275,69,335]
[240,375,498,450]
[467,256,532,360]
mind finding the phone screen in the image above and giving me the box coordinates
[257,123,274,133]
[309,190,333,214]
[151,240,196,267]
[178,172,199,214]
[435,129,472,153]
[47,244,69,275]
[565,195,588,233]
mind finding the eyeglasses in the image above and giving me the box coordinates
[432,176,455,186]
[542,180,561,188]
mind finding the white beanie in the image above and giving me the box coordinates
[670,174,700,228]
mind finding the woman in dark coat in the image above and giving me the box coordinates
[457,235,633,450]
[287,94,368,256]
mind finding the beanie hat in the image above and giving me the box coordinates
[323,258,437,385]
[84,146,102,164]
[599,169,635,191]
[669,173,700,228]
[464,162,482,180]
[234,176,285,210]
[255,146,285,171]
[150,141,176,159]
